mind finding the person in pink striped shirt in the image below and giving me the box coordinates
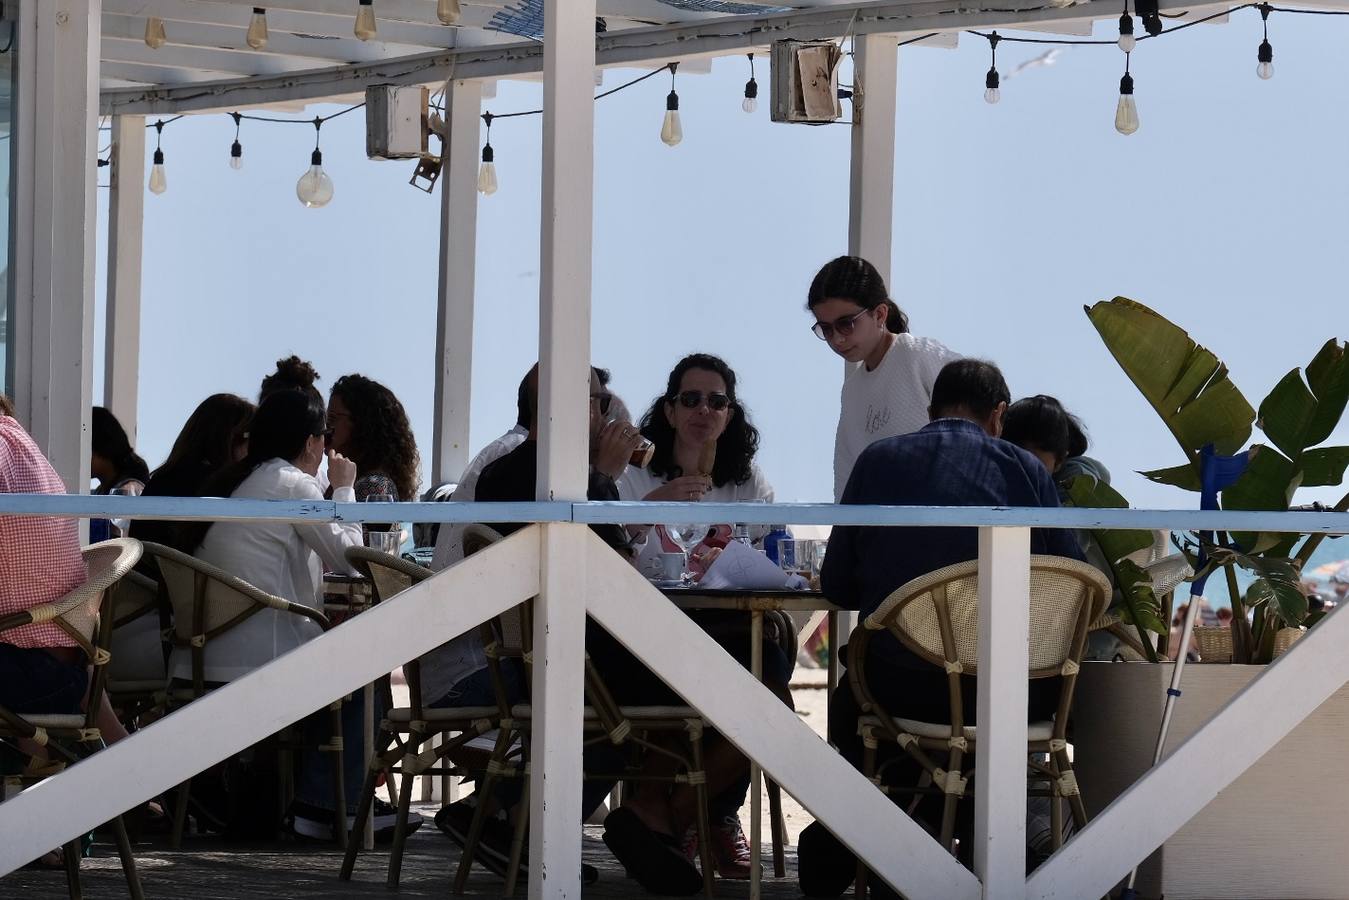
[0,395,90,715]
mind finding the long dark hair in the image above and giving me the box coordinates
[92,406,150,487]
[330,374,421,501]
[259,355,322,405]
[151,394,255,489]
[1003,395,1088,462]
[806,256,909,335]
[188,390,326,550]
[639,354,759,488]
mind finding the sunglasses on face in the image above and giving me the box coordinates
[674,390,731,411]
[811,309,870,341]
[590,392,613,416]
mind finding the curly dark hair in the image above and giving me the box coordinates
[330,374,421,501]
[260,355,322,405]
[639,354,759,488]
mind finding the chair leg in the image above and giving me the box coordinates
[169,777,192,849]
[855,739,877,899]
[503,776,530,897]
[108,815,144,900]
[339,751,382,881]
[387,736,421,889]
[688,731,715,900]
[938,752,962,855]
[1048,760,1065,853]
[329,701,348,851]
[61,839,83,900]
[454,725,514,895]
[768,778,787,877]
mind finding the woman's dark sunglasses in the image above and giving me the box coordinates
[811,309,869,341]
[675,390,731,411]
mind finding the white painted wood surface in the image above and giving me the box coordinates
[1027,601,1349,900]
[583,534,982,900]
[0,528,541,875]
[431,78,482,488]
[847,33,899,285]
[104,114,145,444]
[974,527,1030,898]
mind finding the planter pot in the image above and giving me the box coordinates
[1072,660,1349,899]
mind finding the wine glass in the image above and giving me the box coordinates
[109,487,134,537]
[363,492,400,554]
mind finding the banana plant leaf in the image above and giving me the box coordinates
[1086,298,1255,462]
[1114,559,1168,636]
[1301,446,1349,487]
[1140,463,1201,491]
[1257,340,1349,459]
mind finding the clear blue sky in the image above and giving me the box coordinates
[92,12,1348,525]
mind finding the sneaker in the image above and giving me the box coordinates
[436,797,597,885]
[712,815,753,880]
[289,798,422,843]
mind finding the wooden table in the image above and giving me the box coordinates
[665,588,842,900]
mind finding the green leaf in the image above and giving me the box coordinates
[1300,446,1349,488]
[1140,464,1201,491]
[1066,475,1152,563]
[1304,339,1349,448]
[1115,559,1168,636]
[1223,444,1299,511]
[1086,299,1254,458]
[1257,368,1318,460]
[1246,576,1308,629]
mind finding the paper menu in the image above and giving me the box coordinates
[698,539,808,591]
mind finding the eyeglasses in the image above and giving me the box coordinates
[674,390,731,411]
[589,392,613,415]
[811,309,869,341]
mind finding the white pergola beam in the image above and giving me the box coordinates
[431,78,483,487]
[100,0,1218,115]
[101,36,322,77]
[847,31,898,285]
[102,61,249,86]
[104,115,145,445]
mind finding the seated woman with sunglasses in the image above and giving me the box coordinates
[616,353,783,881]
[807,256,960,501]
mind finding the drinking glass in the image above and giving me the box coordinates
[778,539,813,577]
[109,487,134,537]
[363,492,400,553]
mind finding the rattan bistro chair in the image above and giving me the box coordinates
[140,541,348,849]
[0,537,145,900]
[105,568,169,725]
[339,546,501,889]
[848,555,1109,883]
[451,525,717,898]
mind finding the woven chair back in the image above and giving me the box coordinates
[56,538,144,656]
[142,542,269,642]
[345,546,431,604]
[108,568,158,629]
[876,555,1109,677]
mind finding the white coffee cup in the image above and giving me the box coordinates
[659,551,686,583]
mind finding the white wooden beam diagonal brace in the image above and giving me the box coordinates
[104,115,146,443]
[431,79,482,487]
[0,529,541,876]
[582,534,981,900]
[1027,600,1349,900]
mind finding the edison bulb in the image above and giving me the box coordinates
[436,0,462,25]
[230,140,243,171]
[247,8,269,50]
[354,0,377,40]
[1118,34,1136,53]
[984,87,1001,104]
[1114,95,1139,135]
[145,16,167,49]
[478,161,498,195]
[296,151,334,207]
[661,90,682,147]
[984,68,1000,104]
[148,149,167,195]
[742,96,758,114]
[1118,14,1136,53]
[1257,40,1274,80]
[743,78,758,114]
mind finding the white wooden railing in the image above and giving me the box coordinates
[0,495,1346,900]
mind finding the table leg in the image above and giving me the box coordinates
[363,682,375,850]
[827,610,840,694]
[750,609,763,900]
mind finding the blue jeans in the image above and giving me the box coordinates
[297,690,382,814]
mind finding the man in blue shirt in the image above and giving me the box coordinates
[800,359,1083,897]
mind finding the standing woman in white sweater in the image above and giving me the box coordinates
[807,256,961,500]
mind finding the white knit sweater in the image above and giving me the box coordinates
[833,333,961,500]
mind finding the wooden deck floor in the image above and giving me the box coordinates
[1,806,811,899]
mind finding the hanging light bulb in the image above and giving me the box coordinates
[1118,12,1136,53]
[230,140,243,171]
[1136,0,1163,36]
[983,33,1001,104]
[478,143,498,195]
[148,120,167,194]
[246,8,269,50]
[661,63,682,147]
[148,148,167,194]
[296,149,334,207]
[436,0,462,26]
[1115,69,1139,135]
[354,0,377,41]
[1256,4,1274,80]
[742,53,758,113]
[144,16,167,49]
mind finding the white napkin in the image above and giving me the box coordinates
[698,540,809,591]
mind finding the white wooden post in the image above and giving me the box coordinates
[104,115,145,444]
[847,33,898,284]
[9,0,101,492]
[530,0,596,896]
[431,78,483,488]
[974,526,1030,899]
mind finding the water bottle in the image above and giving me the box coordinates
[733,523,752,546]
[763,525,788,563]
